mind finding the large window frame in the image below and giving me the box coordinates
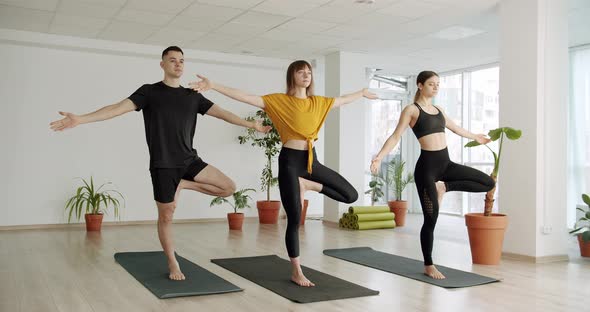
[437,63,500,215]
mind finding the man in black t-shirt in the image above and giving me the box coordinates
[50,46,269,281]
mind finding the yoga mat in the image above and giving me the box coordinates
[115,251,243,299]
[355,220,396,230]
[323,247,499,288]
[211,255,379,303]
[348,212,395,222]
[348,206,390,214]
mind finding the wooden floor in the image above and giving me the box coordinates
[1,214,588,312]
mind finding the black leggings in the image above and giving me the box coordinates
[278,147,358,258]
[415,148,495,265]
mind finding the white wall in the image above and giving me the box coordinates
[499,0,568,258]
[0,29,326,226]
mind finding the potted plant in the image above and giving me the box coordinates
[64,176,124,231]
[238,110,282,224]
[463,126,522,264]
[365,173,385,206]
[210,188,256,231]
[569,193,590,257]
[384,159,414,226]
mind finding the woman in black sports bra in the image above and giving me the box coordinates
[370,71,495,280]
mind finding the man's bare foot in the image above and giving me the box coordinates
[435,181,446,205]
[168,260,185,281]
[424,265,446,279]
[291,270,315,287]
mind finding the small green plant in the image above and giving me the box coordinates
[64,176,124,222]
[365,174,385,206]
[385,159,414,201]
[570,193,590,242]
[238,110,281,201]
[210,188,256,214]
[465,126,522,216]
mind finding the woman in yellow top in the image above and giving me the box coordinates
[191,60,377,287]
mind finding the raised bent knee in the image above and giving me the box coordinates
[343,188,359,204]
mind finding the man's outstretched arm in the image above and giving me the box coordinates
[50,99,137,131]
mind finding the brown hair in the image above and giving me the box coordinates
[286,60,314,97]
[162,46,183,59]
[414,71,439,103]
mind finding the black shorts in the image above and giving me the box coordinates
[149,157,208,203]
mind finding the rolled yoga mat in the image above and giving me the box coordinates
[211,255,379,303]
[115,252,243,299]
[355,219,396,230]
[348,206,390,214]
[347,212,395,222]
[323,247,500,288]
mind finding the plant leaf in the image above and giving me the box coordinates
[488,128,502,141]
[464,140,482,148]
[503,127,522,140]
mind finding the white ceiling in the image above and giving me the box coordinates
[0,0,588,73]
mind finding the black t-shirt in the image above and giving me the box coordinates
[129,81,213,169]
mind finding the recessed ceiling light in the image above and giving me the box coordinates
[355,0,376,4]
[240,50,254,55]
[431,26,485,40]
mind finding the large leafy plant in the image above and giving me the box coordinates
[384,159,414,201]
[365,174,385,206]
[465,127,522,216]
[570,194,590,242]
[64,176,124,222]
[210,188,256,213]
[238,110,281,201]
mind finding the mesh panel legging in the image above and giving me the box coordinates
[278,147,358,258]
[415,148,495,265]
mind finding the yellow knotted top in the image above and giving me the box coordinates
[262,93,334,173]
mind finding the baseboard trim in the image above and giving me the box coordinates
[502,252,569,263]
[0,215,327,231]
[0,217,261,231]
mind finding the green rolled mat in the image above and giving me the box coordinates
[348,212,395,222]
[352,219,396,230]
[348,206,390,214]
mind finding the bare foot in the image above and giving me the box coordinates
[298,178,307,210]
[291,270,315,287]
[168,260,185,281]
[424,265,446,279]
[435,181,446,205]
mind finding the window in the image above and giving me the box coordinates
[436,66,499,215]
[366,73,408,204]
[568,47,590,227]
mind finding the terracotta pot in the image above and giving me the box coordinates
[465,213,508,265]
[300,199,309,225]
[84,213,103,232]
[256,200,281,224]
[227,212,244,231]
[578,235,590,257]
[388,201,407,226]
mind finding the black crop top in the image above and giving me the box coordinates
[410,103,446,139]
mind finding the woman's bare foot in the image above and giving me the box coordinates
[290,256,315,287]
[291,271,315,287]
[298,177,322,209]
[168,260,185,281]
[424,265,446,279]
[435,181,446,205]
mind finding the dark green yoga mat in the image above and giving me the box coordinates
[323,247,499,288]
[211,255,379,303]
[114,252,243,299]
